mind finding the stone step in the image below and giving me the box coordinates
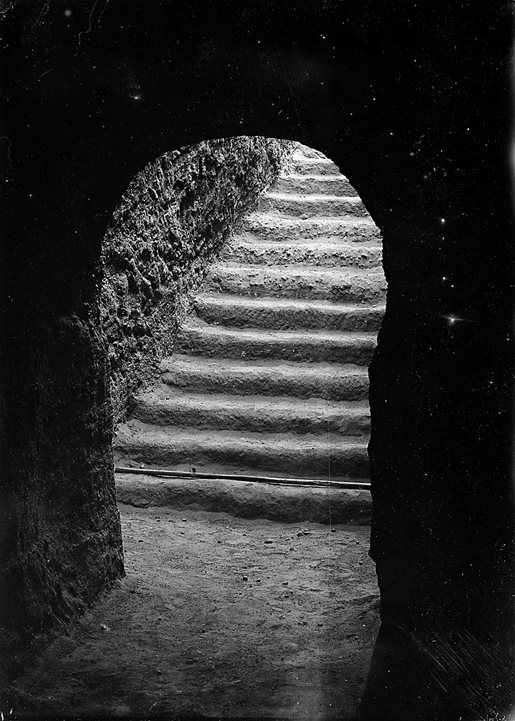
[193,294,385,332]
[115,472,373,525]
[133,388,371,436]
[241,214,381,243]
[258,192,367,218]
[273,174,358,196]
[220,238,383,268]
[291,145,328,159]
[204,264,387,303]
[114,424,370,479]
[176,322,377,364]
[113,142,385,494]
[160,354,370,401]
[287,155,341,176]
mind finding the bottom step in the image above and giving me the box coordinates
[114,424,370,480]
[115,472,372,524]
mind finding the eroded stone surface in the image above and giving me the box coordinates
[101,137,292,423]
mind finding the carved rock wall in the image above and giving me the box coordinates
[101,137,292,423]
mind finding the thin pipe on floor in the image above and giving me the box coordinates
[115,466,371,491]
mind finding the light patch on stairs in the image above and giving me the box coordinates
[114,142,386,483]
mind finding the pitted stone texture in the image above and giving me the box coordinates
[101,137,292,423]
[132,387,371,436]
[204,264,386,303]
[193,295,385,332]
[161,355,370,401]
[241,215,380,243]
[115,425,370,479]
[176,322,377,364]
[115,142,386,486]
[288,156,341,176]
[220,239,383,268]
[115,476,372,524]
[273,174,358,196]
[258,192,368,218]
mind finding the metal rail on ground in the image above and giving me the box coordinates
[115,466,371,491]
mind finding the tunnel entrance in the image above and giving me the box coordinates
[112,141,386,507]
[24,139,382,718]
[10,134,387,715]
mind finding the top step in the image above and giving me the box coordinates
[273,174,358,196]
[257,192,368,218]
[287,155,341,176]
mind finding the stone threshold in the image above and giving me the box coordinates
[115,470,372,525]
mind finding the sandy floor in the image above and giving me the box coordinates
[8,503,380,719]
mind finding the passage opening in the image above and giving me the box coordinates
[97,137,387,718]
[109,140,386,494]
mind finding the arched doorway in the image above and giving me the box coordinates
[108,140,386,492]
[58,137,386,717]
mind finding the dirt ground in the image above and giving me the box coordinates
[7,503,380,720]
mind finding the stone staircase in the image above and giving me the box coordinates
[114,143,386,483]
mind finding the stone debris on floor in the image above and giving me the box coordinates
[6,505,380,720]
